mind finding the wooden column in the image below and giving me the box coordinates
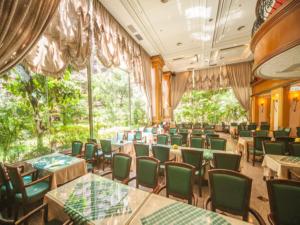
[162,71,172,121]
[151,55,165,124]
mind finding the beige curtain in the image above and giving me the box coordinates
[140,48,153,122]
[226,62,253,114]
[0,0,60,74]
[24,0,144,82]
[171,71,190,117]
[186,66,229,91]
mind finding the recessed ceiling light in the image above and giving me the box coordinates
[185,6,211,19]
[176,42,183,46]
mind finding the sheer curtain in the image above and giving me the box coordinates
[171,71,190,118]
[226,62,253,115]
[0,0,60,74]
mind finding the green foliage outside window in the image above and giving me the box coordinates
[174,89,247,124]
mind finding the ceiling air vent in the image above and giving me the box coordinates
[173,57,184,61]
[127,25,137,33]
[135,34,143,41]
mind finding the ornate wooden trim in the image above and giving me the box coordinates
[251,0,300,74]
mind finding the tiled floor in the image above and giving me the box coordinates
[20,133,271,224]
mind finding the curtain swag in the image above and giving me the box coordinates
[0,0,60,74]
[172,62,253,114]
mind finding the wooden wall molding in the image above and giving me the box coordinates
[251,0,300,73]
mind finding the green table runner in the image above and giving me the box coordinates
[280,156,300,164]
[64,180,131,225]
[141,202,231,225]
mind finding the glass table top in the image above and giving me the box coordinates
[46,173,150,225]
[26,153,82,172]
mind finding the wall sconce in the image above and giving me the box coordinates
[260,99,265,113]
[291,93,299,112]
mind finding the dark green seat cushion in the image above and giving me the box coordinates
[137,159,157,187]
[167,166,192,196]
[1,175,32,193]
[249,148,264,155]
[212,174,247,213]
[113,156,131,180]
[15,181,49,203]
[272,183,300,225]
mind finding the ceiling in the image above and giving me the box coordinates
[99,0,256,72]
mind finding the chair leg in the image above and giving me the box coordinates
[14,204,19,221]
[198,176,202,197]
[252,152,255,166]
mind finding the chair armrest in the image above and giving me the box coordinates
[249,207,266,225]
[101,171,112,177]
[204,196,211,210]
[0,216,14,225]
[155,185,166,194]
[124,177,136,185]
[21,169,37,177]
[24,174,52,188]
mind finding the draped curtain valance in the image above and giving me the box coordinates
[186,66,229,91]
[171,62,253,115]
[23,0,144,86]
[0,0,60,74]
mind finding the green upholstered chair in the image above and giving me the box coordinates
[205,133,219,147]
[126,157,160,192]
[204,129,214,135]
[0,203,71,225]
[152,127,158,135]
[178,132,188,146]
[134,143,149,157]
[190,137,204,149]
[0,163,35,217]
[178,128,188,133]
[134,131,142,141]
[248,136,271,166]
[290,142,300,157]
[239,130,252,137]
[170,134,183,146]
[267,179,300,225]
[263,141,285,155]
[169,128,177,136]
[212,153,241,171]
[255,130,269,137]
[191,129,203,136]
[102,153,132,184]
[84,142,97,172]
[273,130,289,138]
[185,123,193,129]
[152,145,174,174]
[297,127,300,137]
[100,139,114,170]
[206,169,265,224]
[69,141,83,157]
[260,124,270,131]
[247,123,257,131]
[157,134,169,145]
[157,162,195,205]
[6,164,52,221]
[210,138,227,151]
[275,137,295,154]
[181,149,205,196]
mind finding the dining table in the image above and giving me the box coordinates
[237,137,253,157]
[129,193,250,225]
[45,173,150,225]
[262,154,300,179]
[45,173,250,225]
[26,152,87,189]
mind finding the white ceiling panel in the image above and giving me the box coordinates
[99,0,256,72]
